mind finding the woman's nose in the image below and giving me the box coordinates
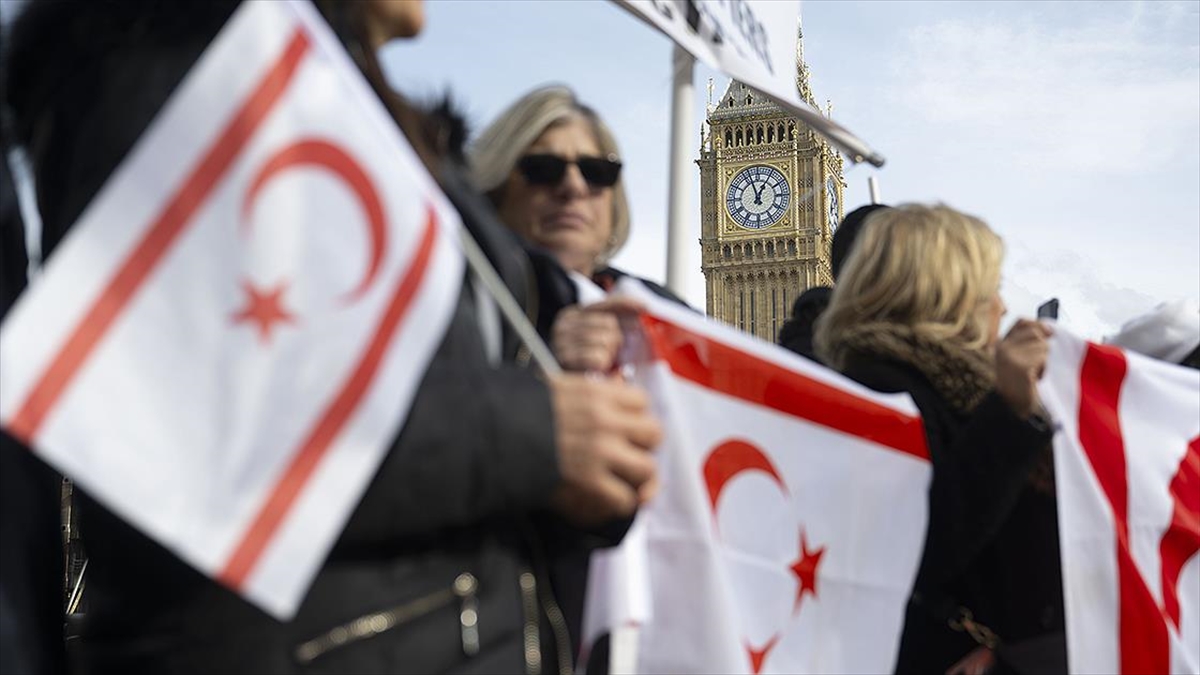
[556,162,589,198]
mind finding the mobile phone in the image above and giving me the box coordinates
[1037,298,1059,320]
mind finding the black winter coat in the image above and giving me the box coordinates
[835,326,1065,674]
[3,1,581,673]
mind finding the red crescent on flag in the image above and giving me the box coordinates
[702,438,788,517]
[241,138,387,304]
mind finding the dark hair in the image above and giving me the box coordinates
[831,203,890,281]
[2,0,459,260]
[1181,344,1200,370]
[314,1,459,177]
[778,286,832,361]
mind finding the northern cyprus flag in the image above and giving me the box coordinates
[1040,331,1200,674]
[582,280,932,674]
[0,0,463,619]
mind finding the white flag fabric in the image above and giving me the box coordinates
[613,0,884,166]
[1039,330,1200,674]
[583,281,931,674]
[0,0,463,619]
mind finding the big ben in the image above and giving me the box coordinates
[698,24,845,342]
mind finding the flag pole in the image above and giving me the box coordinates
[868,175,881,205]
[457,227,562,376]
[665,43,695,296]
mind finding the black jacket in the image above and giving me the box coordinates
[519,256,687,663]
[0,141,67,675]
[836,327,1064,674]
[4,1,579,672]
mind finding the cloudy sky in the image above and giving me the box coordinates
[383,0,1198,341]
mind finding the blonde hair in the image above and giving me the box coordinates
[815,203,1005,369]
[469,85,630,264]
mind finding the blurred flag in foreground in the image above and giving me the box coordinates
[1040,331,1200,674]
[0,0,463,619]
[583,281,930,673]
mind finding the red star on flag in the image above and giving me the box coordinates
[789,527,826,614]
[745,634,781,675]
[231,279,296,344]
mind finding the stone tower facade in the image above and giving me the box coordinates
[698,26,845,342]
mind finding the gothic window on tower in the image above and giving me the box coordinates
[767,241,775,256]
[772,288,778,339]
[725,130,732,147]
[739,286,746,329]
[750,288,757,335]
[788,122,796,139]
[778,123,785,141]
[767,126,774,143]
[736,129,743,146]
[756,126,764,143]
[789,240,796,254]
[723,245,731,260]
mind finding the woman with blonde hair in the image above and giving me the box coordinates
[472,85,685,373]
[816,204,1064,675]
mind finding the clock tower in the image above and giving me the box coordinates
[698,24,845,342]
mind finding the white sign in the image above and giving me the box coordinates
[615,0,885,166]
[0,0,464,619]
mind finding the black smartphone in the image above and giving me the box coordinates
[1037,298,1060,320]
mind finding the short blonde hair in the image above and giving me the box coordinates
[470,85,630,264]
[815,203,1005,368]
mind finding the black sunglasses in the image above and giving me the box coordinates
[516,153,622,188]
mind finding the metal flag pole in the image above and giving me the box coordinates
[665,43,695,297]
[868,175,882,205]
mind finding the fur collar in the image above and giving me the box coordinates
[837,322,995,415]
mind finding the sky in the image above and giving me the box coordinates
[382,0,1200,340]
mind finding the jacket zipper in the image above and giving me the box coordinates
[519,571,542,675]
[526,528,575,675]
[294,572,479,665]
[539,576,574,675]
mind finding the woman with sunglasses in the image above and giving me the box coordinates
[472,85,687,374]
[469,86,683,668]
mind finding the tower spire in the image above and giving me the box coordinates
[795,15,816,106]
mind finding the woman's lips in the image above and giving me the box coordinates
[542,211,590,232]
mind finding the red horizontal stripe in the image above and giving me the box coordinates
[640,314,929,462]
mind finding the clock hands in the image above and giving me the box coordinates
[752,180,767,205]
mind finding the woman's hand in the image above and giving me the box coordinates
[551,297,643,373]
[994,318,1053,419]
[546,373,662,526]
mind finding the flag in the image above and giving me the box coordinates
[0,0,463,619]
[1039,330,1200,674]
[582,280,931,674]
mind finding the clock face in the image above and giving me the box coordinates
[826,177,839,230]
[726,165,790,230]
